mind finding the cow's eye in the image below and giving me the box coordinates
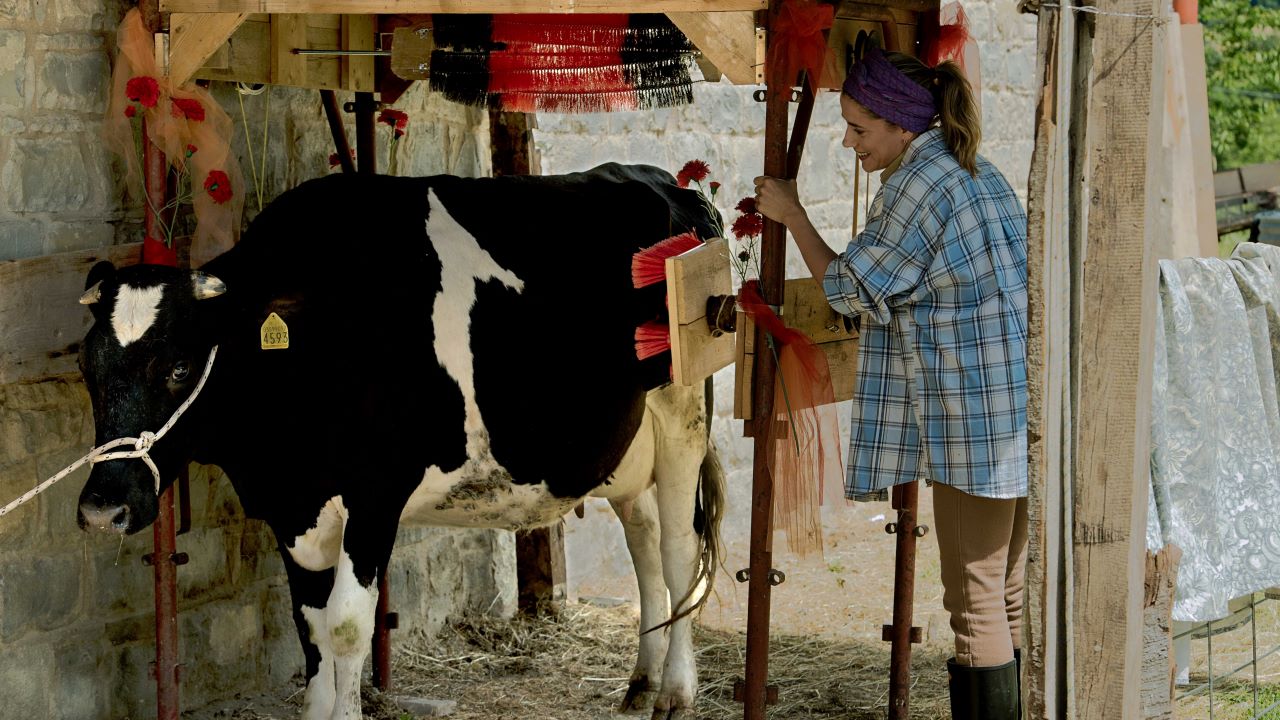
[170,361,190,383]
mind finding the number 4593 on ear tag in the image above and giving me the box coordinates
[261,312,290,350]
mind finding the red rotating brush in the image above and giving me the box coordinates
[630,230,700,288]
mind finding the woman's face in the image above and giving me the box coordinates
[841,94,917,173]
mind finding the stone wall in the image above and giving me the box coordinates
[0,2,513,715]
[553,1,1040,601]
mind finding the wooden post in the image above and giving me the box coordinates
[1141,545,1181,719]
[487,108,563,613]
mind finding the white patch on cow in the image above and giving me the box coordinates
[288,496,346,571]
[300,605,336,720]
[327,546,378,720]
[424,188,524,447]
[110,284,165,347]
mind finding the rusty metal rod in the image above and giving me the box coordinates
[887,480,920,720]
[320,90,356,175]
[742,1,793,717]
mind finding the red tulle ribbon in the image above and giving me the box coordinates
[925,2,971,70]
[738,280,845,556]
[769,0,836,91]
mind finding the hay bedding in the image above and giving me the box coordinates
[191,602,952,719]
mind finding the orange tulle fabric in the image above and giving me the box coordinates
[926,2,972,72]
[739,281,845,557]
[102,9,244,267]
[769,0,836,92]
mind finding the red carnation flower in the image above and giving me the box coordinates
[204,169,232,204]
[735,196,757,214]
[378,109,409,138]
[328,150,356,168]
[185,144,197,157]
[171,97,205,122]
[709,181,721,194]
[125,76,159,108]
[679,159,710,183]
[123,105,136,118]
[731,212,764,240]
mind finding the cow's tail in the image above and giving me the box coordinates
[647,376,726,634]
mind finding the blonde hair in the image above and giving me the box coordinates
[881,51,982,176]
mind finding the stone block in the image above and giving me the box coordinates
[0,643,54,718]
[0,553,82,641]
[175,526,230,600]
[0,0,28,22]
[43,220,113,254]
[180,598,266,709]
[0,460,36,542]
[396,696,457,717]
[34,32,102,51]
[49,0,111,32]
[52,640,107,720]
[3,137,104,213]
[92,534,155,616]
[106,641,156,720]
[0,30,26,112]
[0,215,42,257]
[37,49,109,111]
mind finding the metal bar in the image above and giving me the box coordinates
[741,2,790,717]
[320,90,356,175]
[887,480,920,720]
[295,48,392,56]
[354,92,377,176]
[785,80,816,178]
[152,485,181,720]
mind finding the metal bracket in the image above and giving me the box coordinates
[733,679,779,705]
[734,568,786,586]
[881,625,923,644]
[143,552,190,567]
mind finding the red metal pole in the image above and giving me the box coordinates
[141,113,183,720]
[886,480,921,720]
[742,2,791,717]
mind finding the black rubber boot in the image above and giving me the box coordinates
[1014,649,1023,719]
[947,657,1019,719]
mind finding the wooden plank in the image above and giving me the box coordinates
[341,15,376,92]
[666,11,757,85]
[193,15,270,85]
[1072,2,1163,718]
[270,14,308,87]
[1213,168,1243,198]
[169,12,249,86]
[1179,24,1217,257]
[667,239,734,386]
[163,0,765,14]
[515,521,567,614]
[0,244,143,385]
[1241,161,1280,193]
[733,278,859,419]
[1024,2,1070,716]
[1140,546,1181,720]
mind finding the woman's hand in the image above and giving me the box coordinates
[753,176,805,227]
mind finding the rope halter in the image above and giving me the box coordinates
[0,345,219,519]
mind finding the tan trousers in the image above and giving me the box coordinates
[933,482,1029,667]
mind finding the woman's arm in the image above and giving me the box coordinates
[753,176,836,289]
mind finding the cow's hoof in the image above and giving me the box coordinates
[618,678,657,714]
[650,706,695,720]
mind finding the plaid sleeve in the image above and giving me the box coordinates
[823,171,942,324]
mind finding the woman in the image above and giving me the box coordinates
[755,44,1028,719]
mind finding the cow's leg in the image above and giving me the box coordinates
[324,510,392,720]
[278,544,337,720]
[649,385,710,720]
[609,485,669,713]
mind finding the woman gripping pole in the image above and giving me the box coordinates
[755,44,1028,719]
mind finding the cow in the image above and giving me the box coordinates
[74,163,726,720]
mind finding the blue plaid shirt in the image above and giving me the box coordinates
[822,129,1028,500]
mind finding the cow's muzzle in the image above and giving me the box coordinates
[78,491,132,534]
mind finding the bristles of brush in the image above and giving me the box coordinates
[631,231,702,288]
[635,321,671,361]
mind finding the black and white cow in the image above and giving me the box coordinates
[75,164,725,720]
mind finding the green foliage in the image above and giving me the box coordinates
[1202,0,1280,169]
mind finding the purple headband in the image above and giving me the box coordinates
[842,45,936,134]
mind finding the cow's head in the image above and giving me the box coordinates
[76,260,225,534]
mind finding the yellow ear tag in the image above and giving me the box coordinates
[260,312,290,350]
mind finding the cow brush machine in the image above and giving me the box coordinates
[428,14,698,114]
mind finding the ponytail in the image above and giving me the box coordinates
[881,52,982,177]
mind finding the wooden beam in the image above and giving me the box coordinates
[1072,2,1164,718]
[0,244,142,385]
[1140,545,1181,719]
[169,12,249,86]
[341,15,376,93]
[162,0,764,14]
[270,13,308,87]
[1025,1,1075,715]
[666,11,758,85]
[1179,24,1217,257]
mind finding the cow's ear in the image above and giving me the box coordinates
[191,271,226,300]
[80,261,115,305]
